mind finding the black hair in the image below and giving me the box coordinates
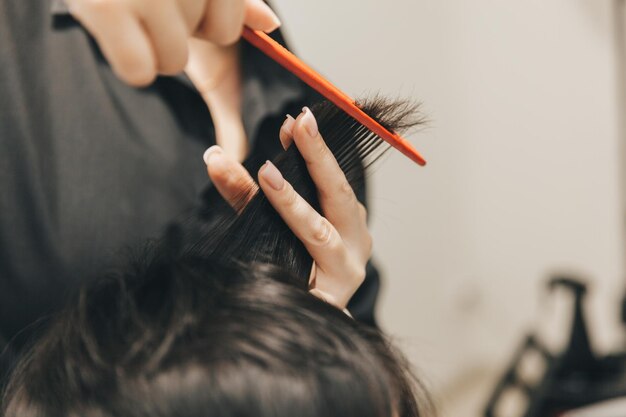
[177,96,425,286]
[2,98,431,417]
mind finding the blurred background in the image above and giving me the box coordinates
[273,1,626,416]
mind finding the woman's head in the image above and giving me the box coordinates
[3,249,428,417]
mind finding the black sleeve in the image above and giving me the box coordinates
[348,260,381,327]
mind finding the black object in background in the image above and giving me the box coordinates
[484,276,626,417]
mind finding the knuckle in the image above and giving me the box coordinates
[106,43,156,86]
[341,180,354,195]
[315,140,330,159]
[310,217,333,246]
[319,179,354,204]
[116,61,156,86]
[338,180,356,202]
[363,232,373,256]
[358,203,367,219]
[158,48,189,75]
[282,186,300,210]
[349,261,367,285]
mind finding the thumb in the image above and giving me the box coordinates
[244,0,281,33]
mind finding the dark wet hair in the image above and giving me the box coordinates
[2,98,431,417]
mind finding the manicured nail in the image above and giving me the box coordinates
[259,160,284,191]
[279,115,296,148]
[267,13,282,32]
[256,0,282,32]
[301,107,318,137]
[282,114,295,132]
[280,114,296,142]
[203,145,222,166]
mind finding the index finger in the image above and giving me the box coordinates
[291,108,363,239]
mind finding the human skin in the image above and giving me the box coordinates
[65,0,281,86]
[65,0,371,307]
[204,108,372,309]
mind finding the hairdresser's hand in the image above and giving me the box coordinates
[66,0,280,86]
[263,108,372,309]
[204,108,372,310]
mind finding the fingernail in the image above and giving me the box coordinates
[259,160,284,191]
[301,107,318,137]
[282,114,295,132]
[280,114,295,136]
[257,0,282,32]
[267,13,282,32]
[279,115,296,148]
[203,145,222,166]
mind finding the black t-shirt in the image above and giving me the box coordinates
[0,0,380,367]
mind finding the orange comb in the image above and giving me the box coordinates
[241,28,426,166]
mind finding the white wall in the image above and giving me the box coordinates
[271,1,625,415]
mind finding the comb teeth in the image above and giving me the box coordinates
[179,97,423,285]
[241,28,426,166]
[310,96,425,177]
